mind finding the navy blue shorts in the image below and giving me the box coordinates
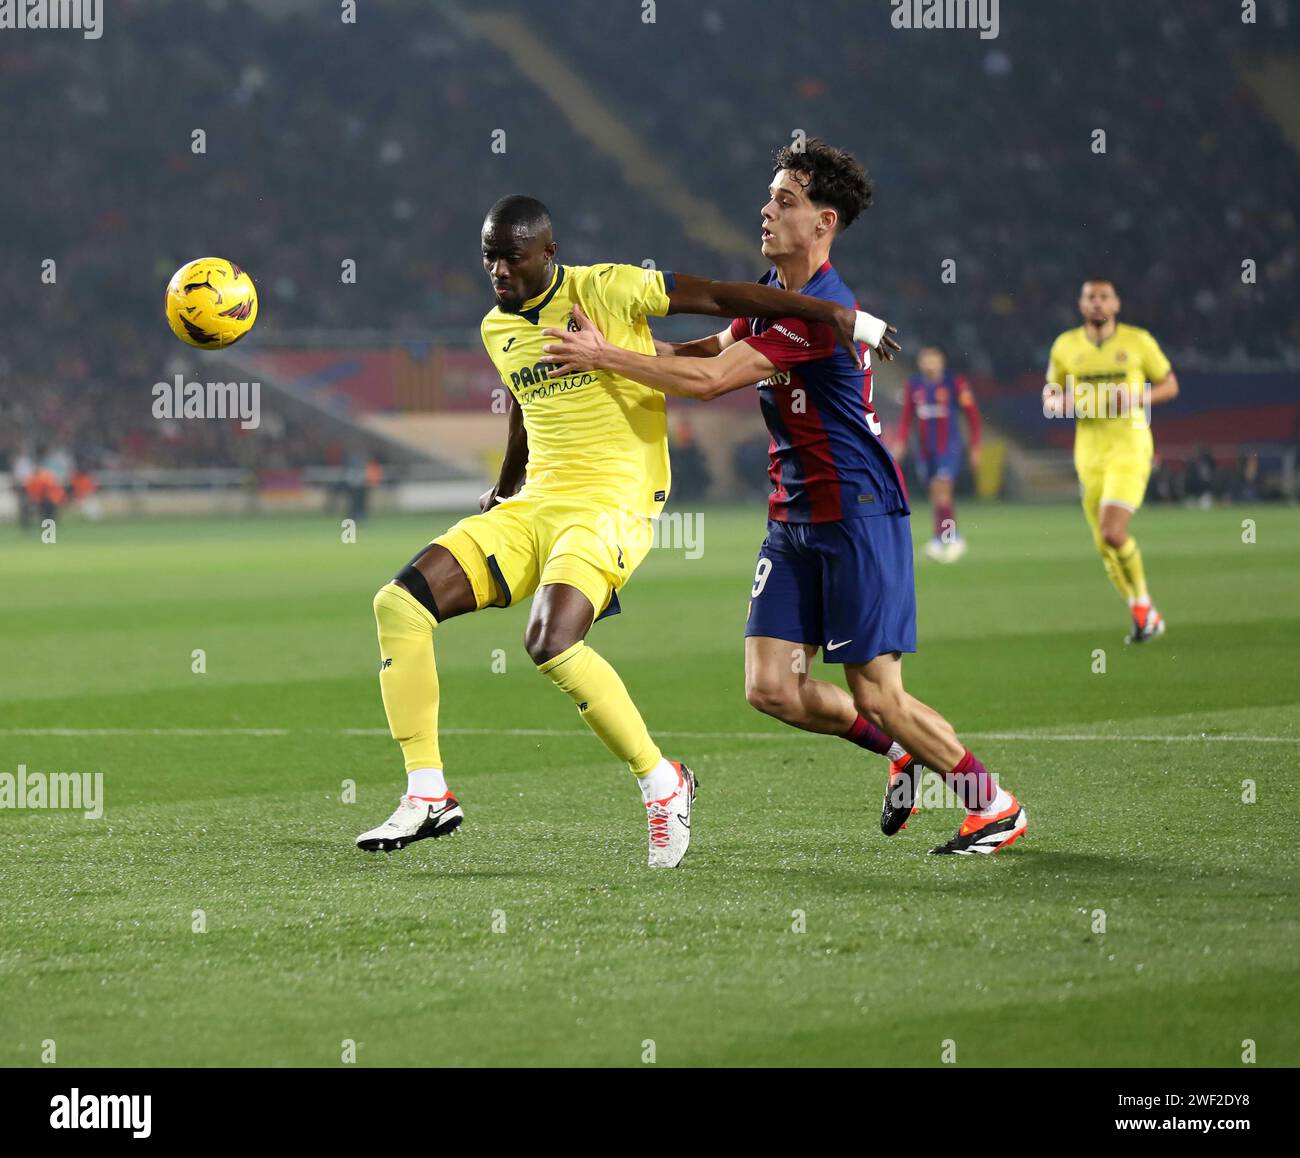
[744,514,917,665]
[916,444,964,483]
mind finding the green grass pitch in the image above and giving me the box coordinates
[1,503,1297,1067]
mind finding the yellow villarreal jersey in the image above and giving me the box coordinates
[481,263,673,518]
[1046,323,1172,457]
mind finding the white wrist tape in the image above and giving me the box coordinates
[853,310,888,349]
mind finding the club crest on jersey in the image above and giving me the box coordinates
[564,312,579,332]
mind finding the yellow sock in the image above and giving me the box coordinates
[1085,504,1132,602]
[1114,537,1149,602]
[1099,543,1135,602]
[373,582,442,771]
[537,641,661,775]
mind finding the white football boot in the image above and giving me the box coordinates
[356,793,463,853]
[646,762,697,868]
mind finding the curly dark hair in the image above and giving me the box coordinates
[772,138,873,232]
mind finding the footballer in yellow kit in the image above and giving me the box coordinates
[1045,279,1180,642]
[443,258,673,621]
[355,193,886,867]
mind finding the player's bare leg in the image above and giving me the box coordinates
[522,580,596,664]
[926,475,962,562]
[399,543,479,619]
[358,544,477,852]
[1101,501,1163,643]
[844,654,1027,855]
[1098,501,1130,542]
[745,637,860,735]
[744,636,918,833]
[527,582,694,868]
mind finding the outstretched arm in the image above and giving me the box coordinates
[544,305,776,401]
[666,272,900,365]
[654,330,730,360]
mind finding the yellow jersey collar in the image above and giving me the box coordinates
[517,265,565,325]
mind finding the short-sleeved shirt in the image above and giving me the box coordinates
[899,373,981,460]
[730,261,907,523]
[1046,323,1172,459]
[481,263,675,518]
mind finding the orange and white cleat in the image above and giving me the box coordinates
[646,761,697,868]
[880,754,922,835]
[1126,601,1166,644]
[929,795,1027,856]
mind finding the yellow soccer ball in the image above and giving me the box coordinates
[164,257,259,348]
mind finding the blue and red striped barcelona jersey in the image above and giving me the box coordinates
[730,261,908,524]
[897,372,982,460]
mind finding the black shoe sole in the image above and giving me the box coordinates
[928,809,1027,855]
[880,759,920,836]
[1126,621,1165,645]
[678,765,698,864]
[358,810,463,853]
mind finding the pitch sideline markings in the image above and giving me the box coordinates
[0,727,1296,744]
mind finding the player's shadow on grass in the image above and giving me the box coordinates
[953,847,1266,891]
[352,860,549,879]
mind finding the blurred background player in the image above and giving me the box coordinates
[10,444,35,530]
[894,346,982,562]
[1045,280,1179,643]
[22,453,67,527]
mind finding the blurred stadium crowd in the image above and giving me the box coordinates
[1,0,1296,487]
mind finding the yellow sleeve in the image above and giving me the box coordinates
[1140,330,1172,383]
[583,263,672,326]
[1046,336,1068,385]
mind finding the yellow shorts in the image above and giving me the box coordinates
[1077,452,1151,514]
[433,490,655,619]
